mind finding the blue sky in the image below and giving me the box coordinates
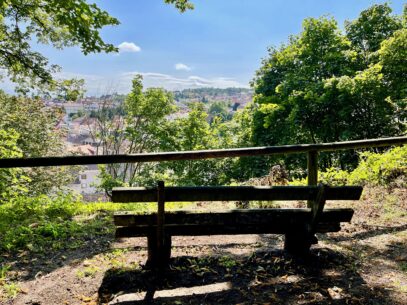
[2,0,406,95]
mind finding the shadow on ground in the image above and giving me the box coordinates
[98,248,395,305]
[328,224,407,242]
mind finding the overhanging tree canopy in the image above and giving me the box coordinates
[250,3,406,170]
[0,0,193,89]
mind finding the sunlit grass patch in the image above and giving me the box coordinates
[0,264,20,300]
[381,193,407,222]
[1,281,20,299]
[0,194,196,255]
[76,200,195,215]
[76,265,100,278]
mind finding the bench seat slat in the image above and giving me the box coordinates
[115,222,342,238]
[114,208,354,226]
[112,186,362,203]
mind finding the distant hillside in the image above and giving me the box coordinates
[173,87,253,107]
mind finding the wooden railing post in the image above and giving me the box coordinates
[307,150,318,208]
[156,180,165,267]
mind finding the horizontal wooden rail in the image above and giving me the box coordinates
[0,136,406,168]
[112,185,363,203]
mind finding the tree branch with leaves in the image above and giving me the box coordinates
[0,0,194,90]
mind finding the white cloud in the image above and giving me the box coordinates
[56,72,129,96]
[0,71,248,96]
[175,63,192,71]
[117,42,141,53]
[121,72,247,91]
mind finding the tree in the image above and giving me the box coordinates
[96,75,176,196]
[0,0,193,89]
[218,102,273,181]
[252,16,353,146]
[345,3,402,63]
[250,4,405,173]
[323,65,396,140]
[208,101,231,123]
[164,0,194,12]
[378,28,407,128]
[161,102,224,185]
[0,129,29,201]
[0,91,77,195]
[56,78,86,101]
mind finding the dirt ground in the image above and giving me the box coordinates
[3,187,407,305]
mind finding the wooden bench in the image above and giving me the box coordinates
[112,181,362,268]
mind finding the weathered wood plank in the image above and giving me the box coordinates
[1,136,405,168]
[146,232,171,269]
[307,150,318,208]
[111,186,362,203]
[115,221,342,238]
[114,208,354,227]
[156,181,165,268]
[309,184,328,232]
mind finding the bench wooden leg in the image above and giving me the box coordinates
[284,230,314,256]
[146,233,172,269]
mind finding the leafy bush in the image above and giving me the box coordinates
[289,146,406,187]
[317,146,406,187]
[348,146,406,187]
[0,129,30,201]
[0,193,83,252]
[0,192,194,254]
[0,94,78,196]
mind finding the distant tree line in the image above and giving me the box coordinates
[174,87,252,100]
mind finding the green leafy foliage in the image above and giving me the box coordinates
[0,93,64,157]
[323,64,398,139]
[345,3,402,56]
[0,0,193,90]
[347,146,406,187]
[317,146,406,187]
[2,282,20,299]
[0,193,82,252]
[0,0,119,88]
[56,78,86,101]
[252,16,355,146]
[164,0,194,12]
[0,129,29,201]
[0,193,194,254]
[0,91,77,195]
[250,3,406,174]
[379,28,407,127]
[208,101,232,122]
[96,75,176,196]
[161,102,223,185]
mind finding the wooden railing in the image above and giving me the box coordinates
[0,136,406,190]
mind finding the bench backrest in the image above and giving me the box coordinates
[112,185,363,203]
[112,183,363,259]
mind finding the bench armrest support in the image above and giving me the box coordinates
[309,184,328,233]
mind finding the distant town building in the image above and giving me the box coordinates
[64,102,85,115]
[67,144,103,201]
[69,166,101,197]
